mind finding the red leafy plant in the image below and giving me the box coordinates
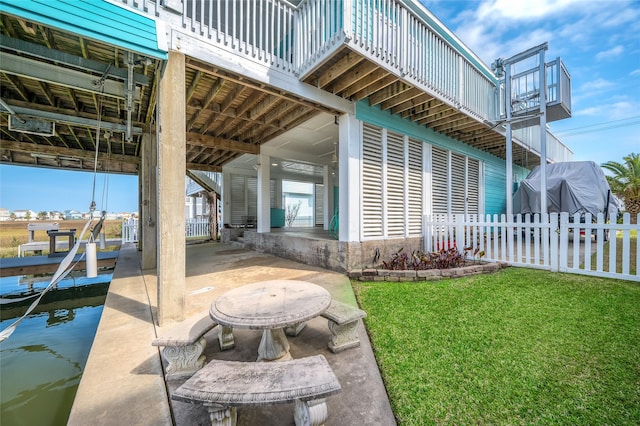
[379,246,485,271]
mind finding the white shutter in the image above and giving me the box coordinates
[431,146,448,215]
[407,138,423,235]
[451,153,466,214]
[315,184,324,226]
[362,124,383,237]
[467,158,480,216]
[270,179,276,208]
[247,177,257,217]
[386,131,404,237]
[230,174,246,225]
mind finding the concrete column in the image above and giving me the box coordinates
[157,50,186,325]
[140,133,157,270]
[338,113,361,242]
[257,151,270,233]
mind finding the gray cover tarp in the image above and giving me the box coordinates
[513,161,618,219]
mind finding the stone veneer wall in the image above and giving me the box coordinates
[242,231,425,273]
[349,261,509,281]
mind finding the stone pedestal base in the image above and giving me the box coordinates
[218,325,235,350]
[204,403,237,426]
[257,328,291,362]
[294,398,328,426]
[285,321,307,337]
[327,320,361,353]
[162,337,206,379]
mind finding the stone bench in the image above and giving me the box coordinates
[172,354,342,426]
[152,314,234,380]
[320,300,367,353]
[285,300,367,353]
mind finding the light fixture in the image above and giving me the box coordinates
[331,141,337,164]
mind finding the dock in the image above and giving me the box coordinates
[0,251,120,277]
[17,238,122,257]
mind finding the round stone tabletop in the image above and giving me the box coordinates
[209,280,331,330]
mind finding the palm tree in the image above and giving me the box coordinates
[601,153,640,224]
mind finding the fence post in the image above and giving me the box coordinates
[621,213,631,276]
[556,212,568,272]
[515,214,522,264]
[549,213,559,271]
[455,214,464,249]
[571,212,580,269]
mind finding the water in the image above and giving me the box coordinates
[0,272,111,426]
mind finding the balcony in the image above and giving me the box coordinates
[119,0,572,164]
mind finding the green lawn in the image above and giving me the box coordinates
[354,268,640,425]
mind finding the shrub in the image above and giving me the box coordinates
[380,246,484,270]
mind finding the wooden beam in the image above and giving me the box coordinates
[328,61,378,95]
[342,67,389,99]
[186,132,259,154]
[0,139,139,165]
[379,87,422,112]
[392,93,433,116]
[186,58,341,115]
[315,51,365,89]
[186,162,222,172]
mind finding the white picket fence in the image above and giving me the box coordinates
[424,213,639,282]
[121,218,210,243]
[122,219,138,243]
[185,219,210,238]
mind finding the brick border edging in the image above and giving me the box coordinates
[348,262,510,281]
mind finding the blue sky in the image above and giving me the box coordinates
[421,0,640,162]
[1,0,638,213]
[0,165,138,213]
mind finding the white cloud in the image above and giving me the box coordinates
[595,45,624,61]
[477,0,583,20]
[575,101,637,120]
[630,69,640,77]
[578,78,614,92]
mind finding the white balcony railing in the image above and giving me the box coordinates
[118,0,572,162]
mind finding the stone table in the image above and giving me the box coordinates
[209,280,331,361]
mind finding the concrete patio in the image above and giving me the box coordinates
[68,242,396,425]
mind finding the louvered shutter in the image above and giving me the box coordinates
[315,184,324,226]
[451,153,466,214]
[407,138,423,235]
[431,146,448,215]
[230,174,246,225]
[386,131,404,237]
[247,177,257,217]
[467,158,480,216]
[270,179,276,208]
[362,124,383,237]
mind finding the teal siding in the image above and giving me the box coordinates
[356,101,508,215]
[0,0,167,59]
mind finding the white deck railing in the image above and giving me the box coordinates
[425,213,639,282]
[185,218,210,238]
[121,218,210,243]
[121,219,139,243]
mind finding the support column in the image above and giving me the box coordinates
[140,133,157,269]
[157,50,186,325]
[338,113,361,242]
[257,151,270,233]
